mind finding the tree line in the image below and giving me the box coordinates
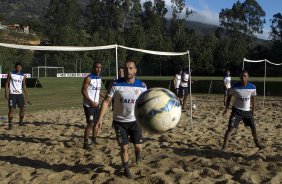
[0,0,281,77]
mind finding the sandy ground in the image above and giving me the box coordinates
[0,96,281,184]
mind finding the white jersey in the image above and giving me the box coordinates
[83,73,102,107]
[9,71,25,94]
[108,78,147,122]
[224,75,231,89]
[180,72,189,87]
[230,82,256,111]
[174,74,181,88]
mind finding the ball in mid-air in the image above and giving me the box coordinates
[135,88,181,134]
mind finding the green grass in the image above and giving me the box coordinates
[0,76,281,115]
[0,77,85,115]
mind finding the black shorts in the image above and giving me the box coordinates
[113,121,143,146]
[179,86,189,97]
[8,94,25,108]
[228,107,255,129]
[83,106,99,124]
[224,88,230,96]
[175,88,179,96]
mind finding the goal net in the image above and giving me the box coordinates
[32,66,64,78]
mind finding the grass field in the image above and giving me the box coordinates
[0,76,281,115]
[0,78,84,115]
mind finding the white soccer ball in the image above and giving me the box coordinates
[192,104,196,109]
[135,88,182,134]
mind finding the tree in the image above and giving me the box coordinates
[241,0,265,37]
[45,0,82,44]
[219,0,265,38]
[269,13,282,64]
[270,13,282,42]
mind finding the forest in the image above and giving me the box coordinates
[0,0,281,77]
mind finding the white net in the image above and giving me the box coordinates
[243,58,282,107]
[0,43,193,129]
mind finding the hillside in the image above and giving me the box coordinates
[0,0,50,23]
[0,0,217,34]
[186,20,219,34]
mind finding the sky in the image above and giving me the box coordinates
[184,0,282,40]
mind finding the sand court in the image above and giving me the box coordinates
[0,95,281,183]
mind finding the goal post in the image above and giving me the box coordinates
[32,66,64,78]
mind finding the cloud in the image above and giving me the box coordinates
[186,1,219,25]
[140,0,219,25]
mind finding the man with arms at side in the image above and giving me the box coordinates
[179,67,190,112]
[96,60,147,178]
[222,70,264,151]
[223,69,231,106]
[81,62,105,150]
[173,69,182,97]
[5,62,29,129]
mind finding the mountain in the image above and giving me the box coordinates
[0,0,50,23]
[186,20,219,34]
[0,0,217,33]
[0,0,91,23]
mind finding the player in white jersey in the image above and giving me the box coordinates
[222,70,264,150]
[173,70,182,96]
[96,60,147,178]
[81,62,105,150]
[179,68,190,112]
[5,62,29,129]
[223,70,231,106]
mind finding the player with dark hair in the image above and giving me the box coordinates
[222,70,264,150]
[179,67,190,112]
[96,60,147,178]
[5,62,29,129]
[81,61,105,150]
[223,69,231,106]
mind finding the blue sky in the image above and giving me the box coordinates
[185,0,282,39]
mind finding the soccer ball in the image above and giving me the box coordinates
[135,88,182,134]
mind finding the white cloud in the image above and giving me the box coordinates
[186,1,219,25]
[140,0,219,25]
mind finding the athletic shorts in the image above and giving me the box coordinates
[179,86,189,97]
[83,105,99,124]
[8,94,25,108]
[113,121,143,146]
[224,88,231,96]
[175,88,179,96]
[228,107,255,129]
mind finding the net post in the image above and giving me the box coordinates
[115,44,118,79]
[242,58,245,70]
[263,59,266,107]
[188,50,193,131]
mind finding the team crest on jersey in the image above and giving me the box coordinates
[134,89,141,95]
